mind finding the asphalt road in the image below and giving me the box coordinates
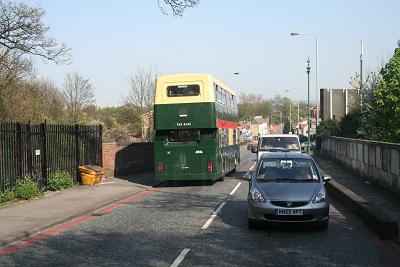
[1,148,400,266]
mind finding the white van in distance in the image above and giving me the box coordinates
[252,134,301,160]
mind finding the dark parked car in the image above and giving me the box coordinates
[247,141,258,150]
[244,152,331,229]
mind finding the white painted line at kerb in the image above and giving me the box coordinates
[99,181,115,185]
[229,182,242,196]
[171,248,190,267]
[249,162,256,171]
[201,202,226,230]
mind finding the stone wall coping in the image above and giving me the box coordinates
[325,136,400,148]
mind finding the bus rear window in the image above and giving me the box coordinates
[168,130,200,142]
[167,85,200,97]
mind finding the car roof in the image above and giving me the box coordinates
[260,152,311,160]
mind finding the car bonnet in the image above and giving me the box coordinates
[256,182,321,201]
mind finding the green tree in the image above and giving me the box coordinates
[315,118,340,153]
[371,41,400,143]
[339,107,362,138]
[349,70,382,140]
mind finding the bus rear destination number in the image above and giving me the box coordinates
[176,122,192,126]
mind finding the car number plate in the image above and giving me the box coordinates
[275,209,303,215]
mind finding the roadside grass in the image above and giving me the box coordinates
[0,177,42,206]
[48,170,76,191]
[14,176,42,200]
[1,171,78,206]
[0,170,81,206]
[0,189,17,205]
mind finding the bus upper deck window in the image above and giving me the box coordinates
[167,85,200,97]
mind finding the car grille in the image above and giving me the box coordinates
[264,214,314,221]
[270,201,309,208]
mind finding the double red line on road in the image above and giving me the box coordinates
[0,189,156,256]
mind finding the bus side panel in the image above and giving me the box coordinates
[219,145,240,175]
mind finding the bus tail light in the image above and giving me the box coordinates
[207,161,213,172]
[157,162,164,173]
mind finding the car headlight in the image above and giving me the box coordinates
[313,192,326,203]
[250,187,265,202]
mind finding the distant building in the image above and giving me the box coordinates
[296,120,309,136]
[250,116,269,138]
[320,88,359,121]
[238,121,251,142]
[269,123,284,134]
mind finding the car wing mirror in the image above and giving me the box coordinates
[243,173,252,181]
[322,175,332,182]
[251,147,258,153]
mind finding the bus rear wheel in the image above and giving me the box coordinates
[233,157,238,172]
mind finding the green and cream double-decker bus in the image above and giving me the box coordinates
[154,73,240,182]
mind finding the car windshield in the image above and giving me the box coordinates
[256,158,319,182]
[259,137,299,151]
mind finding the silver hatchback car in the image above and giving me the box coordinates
[246,152,332,230]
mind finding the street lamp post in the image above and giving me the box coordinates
[284,89,292,134]
[360,41,364,106]
[289,102,292,133]
[290,32,319,127]
[306,58,311,154]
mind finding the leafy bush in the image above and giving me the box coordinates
[48,171,75,191]
[14,177,41,200]
[315,119,341,153]
[0,189,16,204]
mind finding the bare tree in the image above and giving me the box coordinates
[125,66,156,113]
[33,78,65,122]
[124,66,156,140]
[63,72,95,123]
[0,0,70,63]
[158,0,199,16]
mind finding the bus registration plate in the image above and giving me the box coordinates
[275,209,303,215]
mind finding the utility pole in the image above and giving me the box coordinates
[306,58,311,154]
[289,101,292,134]
[284,89,292,134]
[297,100,300,135]
[315,37,319,127]
[360,41,364,106]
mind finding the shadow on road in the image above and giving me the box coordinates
[115,172,156,187]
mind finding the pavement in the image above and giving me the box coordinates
[0,175,154,248]
[314,156,400,239]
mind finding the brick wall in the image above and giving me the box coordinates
[102,142,154,177]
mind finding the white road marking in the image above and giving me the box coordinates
[229,182,242,196]
[99,181,115,185]
[171,248,190,267]
[249,162,256,171]
[201,202,226,229]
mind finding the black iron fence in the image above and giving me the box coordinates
[0,122,102,192]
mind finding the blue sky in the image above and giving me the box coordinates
[26,0,400,106]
